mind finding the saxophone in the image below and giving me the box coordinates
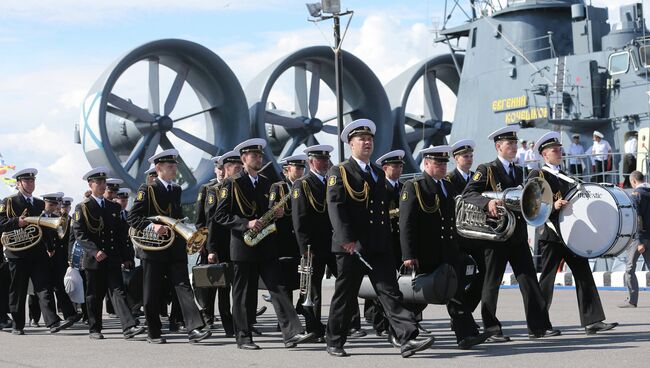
[243,194,290,246]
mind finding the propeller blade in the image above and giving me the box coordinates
[170,127,218,155]
[135,132,161,183]
[148,57,160,115]
[423,70,443,121]
[123,132,152,172]
[404,113,427,128]
[164,62,190,116]
[279,136,305,159]
[308,62,321,118]
[173,106,218,123]
[321,125,339,134]
[107,94,155,123]
[294,64,308,117]
[266,110,305,129]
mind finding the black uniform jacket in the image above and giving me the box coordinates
[195,179,218,229]
[73,197,131,270]
[527,165,572,244]
[269,179,300,258]
[205,181,231,262]
[446,168,473,194]
[127,178,187,263]
[399,172,458,273]
[212,170,277,262]
[0,194,53,260]
[291,171,332,258]
[326,158,391,255]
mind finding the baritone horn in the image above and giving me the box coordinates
[298,244,314,307]
[455,177,553,241]
[1,213,66,252]
[129,215,208,255]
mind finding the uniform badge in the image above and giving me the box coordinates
[197,192,203,201]
[328,176,337,187]
[0,204,4,212]
[269,192,276,201]
[472,171,482,181]
[137,191,145,201]
[401,191,408,201]
[219,188,228,199]
[207,194,215,205]
[74,211,80,221]
[293,188,300,199]
[554,191,562,201]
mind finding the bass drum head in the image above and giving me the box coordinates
[559,184,620,258]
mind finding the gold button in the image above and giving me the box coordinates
[370,210,374,214]
[370,220,373,224]
[381,221,384,225]
[381,211,385,215]
[441,226,445,230]
[370,200,374,204]
[381,201,385,205]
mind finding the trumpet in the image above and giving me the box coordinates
[1,214,66,252]
[129,216,208,255]
[298,244,314,307]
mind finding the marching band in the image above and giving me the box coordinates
[1,118,632,358]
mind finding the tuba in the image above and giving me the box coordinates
[129,216,208,255]
[1,214,67,252]
[455,177,553,241]
[243,194,290,246]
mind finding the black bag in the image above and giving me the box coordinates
[192,263,231,288]
[359,263,458,305]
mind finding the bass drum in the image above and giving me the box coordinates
[558,183,636,258]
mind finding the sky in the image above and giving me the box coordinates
[0,0,627,202]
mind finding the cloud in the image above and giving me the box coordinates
[0,0,293,24]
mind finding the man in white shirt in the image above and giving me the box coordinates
[623,132,638,188]
[568,134,585,175]
[516,140,528,166]
[524,141,541,172]
[591,130,612,183]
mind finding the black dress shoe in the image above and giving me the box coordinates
[147,337,167,344]
[188,329,212,343]
[388,333,400,348]
[238,342,260,350]
[11,329,24,335]
[486,333,511,343]
[347,328,367,338]
[262,294,272,302]
[225,331,235,338]
[585,322,618,335]
[89,332,105,340]
[256,306,267,316]
[51,318,74,333]
[124,326,147,339]
[416,323,431,334]
[29,319,40,328]
[458,333,490,350]
[168,321,180,332]
[326,346,348,357]
[285,332,317,348]
[251,326,263,336]
[400,336,435,358]
[529,329,561,339]
[0,319,12,329]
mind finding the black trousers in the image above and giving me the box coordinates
[481,225,552,333]
[142,259,204,338]
[85,265,136,333]
[51,254,76,319]
[8,257,60,330]
[0,261,10,320]
[232,260,303,344]
[593,159,606,183]
[623,155,637,188]
[460,238,486,313]
[538,231,605,327]
[569,164,583,176]
[326,252,418,348]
